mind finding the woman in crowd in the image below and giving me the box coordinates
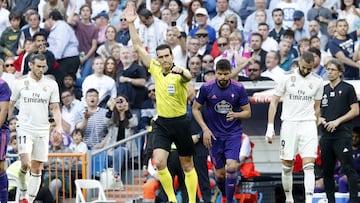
[96,25,122,58]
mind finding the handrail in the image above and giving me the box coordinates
[91,129,150,156]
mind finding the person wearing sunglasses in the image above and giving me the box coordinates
[116,13,131,46]
[195,29,212,57]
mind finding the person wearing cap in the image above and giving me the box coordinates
[189,8,216,45]
[67,4,98,87]
[93,10,110,45]
[46,9,80,90]
[196,29,212,57]
[291,10,310,45]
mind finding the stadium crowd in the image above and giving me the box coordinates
[1,0,360,202]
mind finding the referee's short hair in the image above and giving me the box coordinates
[325,58,345,73]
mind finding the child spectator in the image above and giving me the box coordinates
[69,129,88,155]
[0,11,21,60]
[7,131,18,164]
[8,116,17,132]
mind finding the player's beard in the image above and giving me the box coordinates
[217,79,230,88]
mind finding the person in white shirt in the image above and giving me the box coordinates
[60,90,84,134]
[258,23,279,52]
[266,51,323,203]
[210,0,243,32]
[262,51,285,83]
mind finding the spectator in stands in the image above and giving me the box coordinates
[262,50,285,83]
[63,73,82,100]
[297,38,311,57]
[196,29,212,57]
[23,32,57,77]
[47,9,80,90]
[7,131,18,164]
[15,11,47,56]
[201,54,215,71]
[320,58,360,203]
[0,11,20,60]
[116,13,131,46]
[328,19,360,79]
[210,0,243,32]
[69,129,88,155]
[250,32,267,70]
[91,0,109,19]
[44,131,73,200]
[238,60,273,82]
[275,0,299,29]
[189,8,216,45]
[116,46,147,119]
[337,0,360,33]
[186,0,204,32]
[96,25,122,58]
[8,116,17,132]
[0,75,10,203]
[269,8,286,43]
[103,56,118,80]
[168,0,187,31]
[61,89,84,134]
[308,20,328,51]
[161,8,172,27]
[0,58,15,89]
[138,83,156,131]
[186,37,201,62]
[108,0,122,30]
[214,37,229,59]
[307,0,333,37]
[43,0,66,21]
[111,45,122,67]
[188,55,202,81]
[210,23,232,57]
[138,8,168,58]
[82,57,117,108]
[308,47,327,80]
[225,14,243,36]
[0,1,10,36]
[13,38,36,77]
[258,22,279,52]
[68,4,98,87]
[193,59,251,203]
[292,10,310,45]
[166,26,186,67]
[93,10,109,45]
[244,9,267,41]
[3,56,15,74]
[310,35,331,66]
[278,39,294,71]
[282,29,299,58]
[105,95,137,174]
[150,0,163,19]
[75,88,109,149]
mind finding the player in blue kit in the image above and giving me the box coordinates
[192,59,251,203]
[0,78,11,203]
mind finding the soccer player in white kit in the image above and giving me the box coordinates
[8,54,62,203]
[265,51,323,203]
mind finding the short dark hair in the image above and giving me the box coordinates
[251,32,263,42]
[64,73,76,81]
[156,44,173,56]
[32,31,47,41]
[86,88,99,95]
[9,11,21,21]
[308,47,321,57]
[29,53,46,63]
[272,8,284,16]
[49,10,63,21]
[258,22,269,29]
[283,29,295,38]
[71,128,85,138]
[216,59,231,71]
[169,0,183,14]
[301,51,314,64]
[138,8,153,18]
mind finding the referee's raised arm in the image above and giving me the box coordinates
[125,4,152,68]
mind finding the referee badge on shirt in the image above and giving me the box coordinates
[167,85,175,95]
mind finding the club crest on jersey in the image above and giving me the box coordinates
[321,94,328,107]
[214,100,232,114]
[309,83,313,89]
[43,86,47,92]
[290,76,296,87]
[24,80,29,90]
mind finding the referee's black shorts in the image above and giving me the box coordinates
[153,114,195,156]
